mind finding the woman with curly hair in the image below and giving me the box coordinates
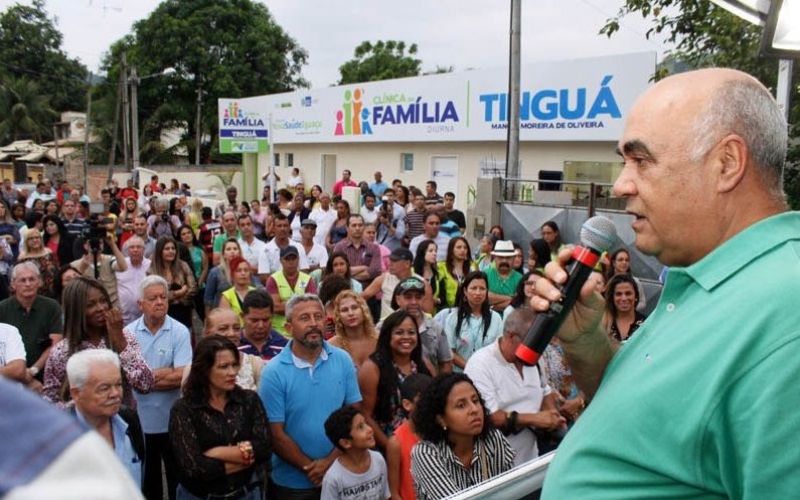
[148,235,197,331]
[42,276,153,407]
[328,290,378,369]
[358,310,433,452]
[603,273,647,344]
[445,271,503,371]
[437,237,474,310]
[410,373,514,500]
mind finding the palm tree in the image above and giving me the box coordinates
[0,76,57,144]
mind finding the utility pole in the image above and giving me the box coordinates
[107,75,122,181]
[83,72,92,193]
[505,0,521,182]
[121,53,131,173]
[195,85,203,165]
[130,67,140,172]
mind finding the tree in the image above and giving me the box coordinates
[101,0,308,165]
[0,76,57,144]
[600,0,799,207]
[338,40,422,85]
[0,0,87,113]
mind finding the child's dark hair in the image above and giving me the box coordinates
[324,405,361,451]
[400,373,433,402]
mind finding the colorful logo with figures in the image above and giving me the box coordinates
[335,88,372,136]
[219,100,268,154]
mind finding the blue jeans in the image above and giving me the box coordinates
[177,483,261,500]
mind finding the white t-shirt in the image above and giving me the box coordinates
[309,207,338,246]
[257,240,309,276]
[321,450,390,500]
[302,242,329,270]
[464,339,552,466]
[0,323,26,367]
[238,237,267,269]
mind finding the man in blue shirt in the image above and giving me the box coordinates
[369,170,388,196]
[259,294,361,499]
[127,275,192,500]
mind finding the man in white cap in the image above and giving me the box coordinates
[486,240,522,312]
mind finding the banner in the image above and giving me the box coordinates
[218,97,270,153]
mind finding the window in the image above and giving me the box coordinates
[273,153,280,167]
[286,153,294,167]
[401,153,414,172]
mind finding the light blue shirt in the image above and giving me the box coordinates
[445,309,503,371]
[369,181,389,196]
[75,410,142,488]
[128,315,192,433]
[259,341,361,489]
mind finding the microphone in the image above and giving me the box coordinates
[516,216,617,366]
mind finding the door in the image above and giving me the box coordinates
[431,156,459,198]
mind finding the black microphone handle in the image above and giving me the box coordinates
[517,246,600,366]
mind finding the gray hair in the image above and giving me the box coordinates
[155,197,169,210]
[66,349,120,390]
[503,307,535,338]
[11,261,41,281]
[139,274,169,300]
[689,78,788,199]
[123,235,144,253]
[285,293,324,322]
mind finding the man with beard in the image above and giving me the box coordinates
[215,186,239,219]
[486,240,522,312]
[258,294,361,499]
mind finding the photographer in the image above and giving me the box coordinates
[71,235,127,309]
[146,197,181,239]
[375,195,405,251]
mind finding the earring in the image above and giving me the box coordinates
[442,424,447,431]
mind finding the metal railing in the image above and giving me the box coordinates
[501,178,626,215]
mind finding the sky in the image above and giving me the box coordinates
[1,0,673,88]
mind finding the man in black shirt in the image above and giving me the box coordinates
[444,191,466,234]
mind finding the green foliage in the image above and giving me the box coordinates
[0,0,87,114]
[101,0,308,165]
[338,40,422,85]
[0,76,57,143]
[601,0,800,207]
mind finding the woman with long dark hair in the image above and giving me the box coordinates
[503,270,543,319]
[410,373,514,500]
[358,310,433,451]
[605,247,647,312]
[170,335,270,500]
[326,199,350,250]
[178,224,209,322]
[603,273,647,344]
[288,192,310,242]
[317,250,362,292]
[148,235,197,331]
[541,220,564,261]
[437,237,474,310]
[528,238,552,273]
[444,271,503,371]
[42,215,75,267]
[413,239,440,307]
[42,277,153,406]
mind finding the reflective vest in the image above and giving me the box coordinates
[272,271,311,337]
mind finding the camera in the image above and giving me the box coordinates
[380,196,390,218]
[161,212,170,222]
[81,201,112,252]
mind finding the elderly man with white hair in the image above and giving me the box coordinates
[116,236,152,326]
[67,349,145,489]
[125,275,192,500]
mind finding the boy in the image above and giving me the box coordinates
[386,374,433,500]
[322,405,390,500]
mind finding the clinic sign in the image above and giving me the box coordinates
[218,98,269,153]
[235,52,655,143]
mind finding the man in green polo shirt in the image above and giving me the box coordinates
[0,262,63,391]
[485,240,522,312]
[538,69,800,500]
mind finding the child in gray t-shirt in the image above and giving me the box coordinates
[322,406,390,500]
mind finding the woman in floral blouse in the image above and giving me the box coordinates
[43,277,153,407]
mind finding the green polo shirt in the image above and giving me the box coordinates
[0,295,63,366]
[543,211,800,500]
[485,267,522,298]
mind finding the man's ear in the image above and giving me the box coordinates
[714,134,749,194]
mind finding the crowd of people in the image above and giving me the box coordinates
[0,167,648,500]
